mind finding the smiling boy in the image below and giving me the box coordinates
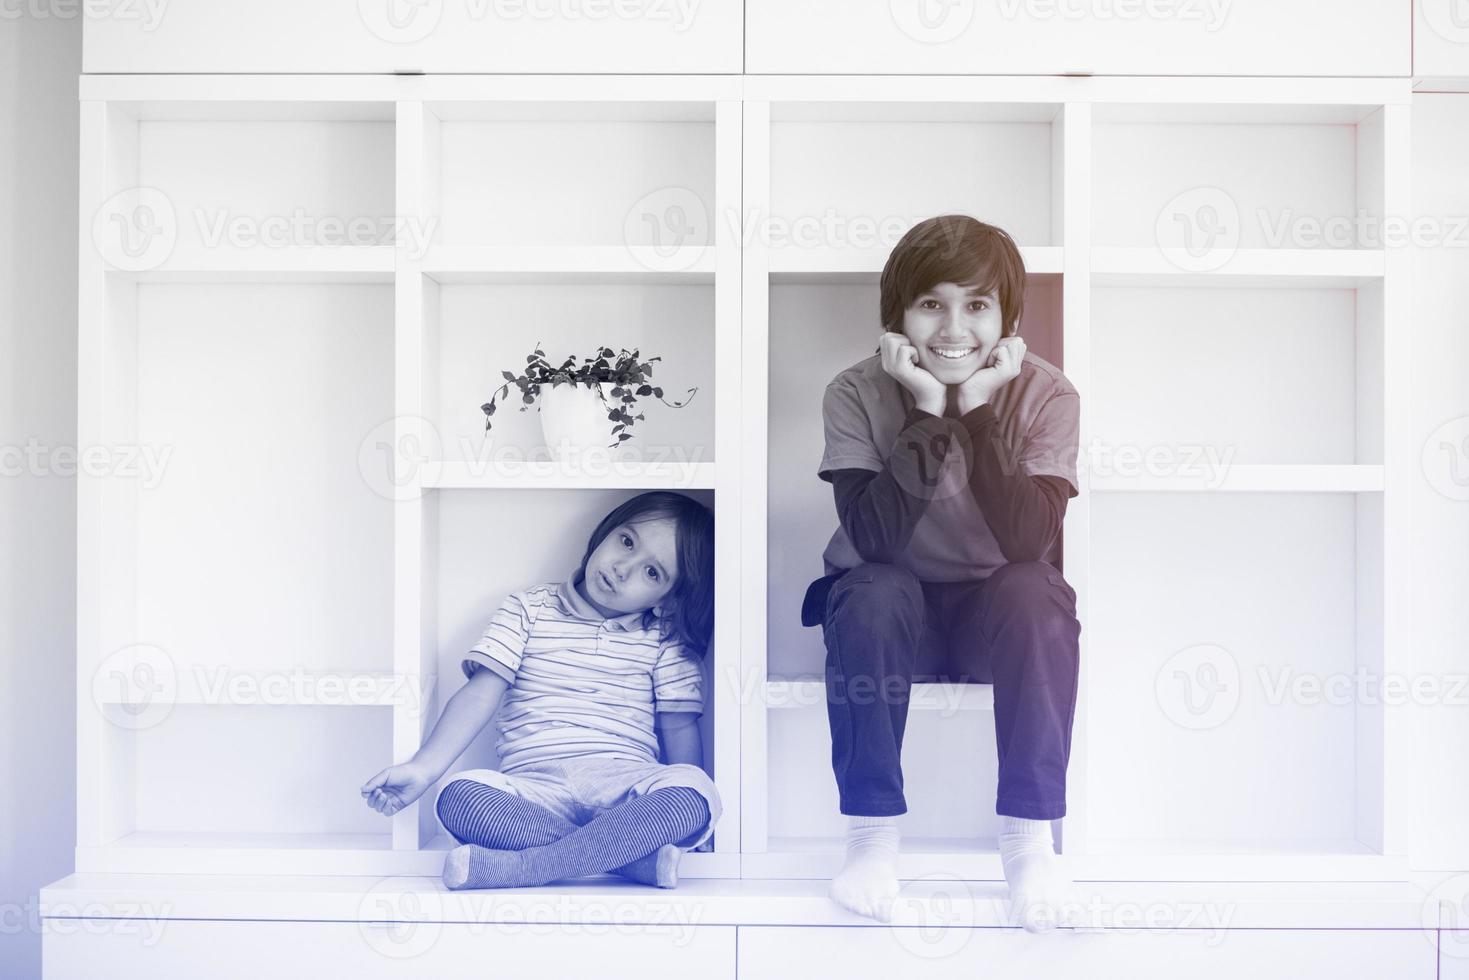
[802,214,1082,930]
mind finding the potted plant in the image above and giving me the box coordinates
[481,342,698,456]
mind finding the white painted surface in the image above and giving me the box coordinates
[738,924,1436,980]
[45,919,736,980]
[1408,93,1469,873]
[747,0,1409,76]
[0,13,81,980]
[1416,0,1469,83]
[82,0,742,74]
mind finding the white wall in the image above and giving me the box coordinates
[0,13,81,980]
[1410,93,1469,872]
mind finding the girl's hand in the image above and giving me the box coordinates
[878,331,947,414]
[360,761,433,817]
[958,336,1026,408]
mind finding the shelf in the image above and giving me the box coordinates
[750,838,1004,881]
[78,833,739,878]
[39,872,1437,930]
[1089,464,1385,493]
[422,459,716,490]
[1073,838,1407,882]
[764,679,994,712]
[752,837,1409,884]
[1091,247,1385,287]
[100,247,395,282]
[78,832,398,876]
[768,244,1062,282]
[94,669,429,709]
[422,245,716,283]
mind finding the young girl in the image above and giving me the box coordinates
[361,491,719,890]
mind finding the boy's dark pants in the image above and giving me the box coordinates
[803,560,1081,821]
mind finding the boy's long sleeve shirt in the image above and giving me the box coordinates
[825,403,1073,567]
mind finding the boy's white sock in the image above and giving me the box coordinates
[828,815,901,923]
[998,815,1077,932]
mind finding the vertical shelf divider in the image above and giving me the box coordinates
[712,98,744,863]
[76,98,112,856]
[1058,99,1093,858]
[392,99,434,850]
[1378,101,1412,860]
[740,99,772,857]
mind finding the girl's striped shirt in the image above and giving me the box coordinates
[461,568,705,772]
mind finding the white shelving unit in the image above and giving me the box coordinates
[77,74,1411,884]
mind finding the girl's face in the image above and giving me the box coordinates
[579,517,680,619]
[901,280,1004,387]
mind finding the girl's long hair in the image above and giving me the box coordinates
[580,491,715,657]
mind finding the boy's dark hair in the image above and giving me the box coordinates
[580,491,715,658]
[879,214,1027,339]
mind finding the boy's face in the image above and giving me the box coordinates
[579,517,680,619]
[900,280,1004,386]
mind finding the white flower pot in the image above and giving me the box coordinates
[538,381,618,458]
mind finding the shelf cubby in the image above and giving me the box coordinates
[424,279,716,468]
[421,101,716,255]
[1091,102,1390,253]
[423,488,733,874]
[744,96,1083,875]
[94,101,396,274]
[79,704,395,874]
[1084,490,1393,874]
[1088,283,1382,469]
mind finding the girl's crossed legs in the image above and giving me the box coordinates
[433,759,719,889]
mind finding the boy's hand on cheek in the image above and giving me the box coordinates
[878,331,947,415]
[958,336,1026,412]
